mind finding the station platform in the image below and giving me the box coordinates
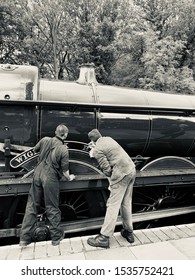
[1,223,195,260]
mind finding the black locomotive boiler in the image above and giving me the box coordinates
[0,63,195,241]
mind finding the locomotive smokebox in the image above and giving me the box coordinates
[0,64,39,100]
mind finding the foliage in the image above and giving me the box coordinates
[0,0,195,93]
[111,0,195,94]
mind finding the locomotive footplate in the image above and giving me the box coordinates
[0,174,108,196]
[135,168,195,187]
[1,169,195,196]
[0,169,195,238]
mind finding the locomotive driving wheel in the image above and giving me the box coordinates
[132,156,195,229]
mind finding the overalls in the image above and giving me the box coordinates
[20,137,68,242]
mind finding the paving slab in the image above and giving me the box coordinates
[129,241,188,260]
[69,236,84,254]
[46,241,60,257]
[59,238,73,255]
[0,245,10,260]
[176,224,195,237]
[150,228,170,241]
[160,226,180,240]
[109,236,120,248]
[186,223,195,232]
[141,228,161,243]
[168,226,189,238]
[20,243,35,260]
[6,244,22,260]
[84,246,137,260]
[33,241,47,259]
[170,236,195,260]
[38,252,86,260]
[134,230,151,244]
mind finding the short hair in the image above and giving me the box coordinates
[88,129,102,142]
[55,124,69,137]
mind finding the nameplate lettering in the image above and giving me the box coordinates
[10,148,39,168]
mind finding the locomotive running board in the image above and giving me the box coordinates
[1,205,195,238]
[1,168,195,195]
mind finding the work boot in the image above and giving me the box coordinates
[87,234,109,248]
[121,229,134,243]
[51,232,65,246]
[19,240,32,247]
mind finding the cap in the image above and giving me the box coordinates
[88,129,102,142]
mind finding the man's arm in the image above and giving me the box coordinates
[63,170,75,181]
[93,149,112,177]
[34,140,41,153]
[60,148,75,181]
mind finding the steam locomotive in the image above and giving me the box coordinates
[0,63,195,241]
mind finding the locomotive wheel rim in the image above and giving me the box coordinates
[22,159,103,178]
[133,156,195,228]
[140,156,195,171]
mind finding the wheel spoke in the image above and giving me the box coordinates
[72,194,84,206]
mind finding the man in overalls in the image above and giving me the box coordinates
[19,124,75,247]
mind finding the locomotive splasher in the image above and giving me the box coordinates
[0,63,195,241]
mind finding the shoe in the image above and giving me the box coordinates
[121,229,134,243]
[19,240,32,247]
[51,233,65,246]
[87,234,109,248]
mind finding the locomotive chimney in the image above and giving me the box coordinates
[77,63,97,85]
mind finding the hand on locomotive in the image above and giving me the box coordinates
[86,129,136,248]
[19,124,75,247]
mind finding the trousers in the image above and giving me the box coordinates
[100,170,136,237]
[20,162,63,242]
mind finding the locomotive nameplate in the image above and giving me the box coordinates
[10,148,38,168]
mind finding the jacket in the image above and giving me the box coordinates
[91,137,135,185]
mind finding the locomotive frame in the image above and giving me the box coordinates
[1,63,195,242]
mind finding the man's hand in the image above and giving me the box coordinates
[68,174,75,181]
[63,170,75,181]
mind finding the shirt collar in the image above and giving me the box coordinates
[96,136,102,144]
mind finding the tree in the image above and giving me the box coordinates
[0,0,30,64]
[110,0,195,93]
[67,0,124,84]
[141,39,195,94]
[18,0,78,79]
